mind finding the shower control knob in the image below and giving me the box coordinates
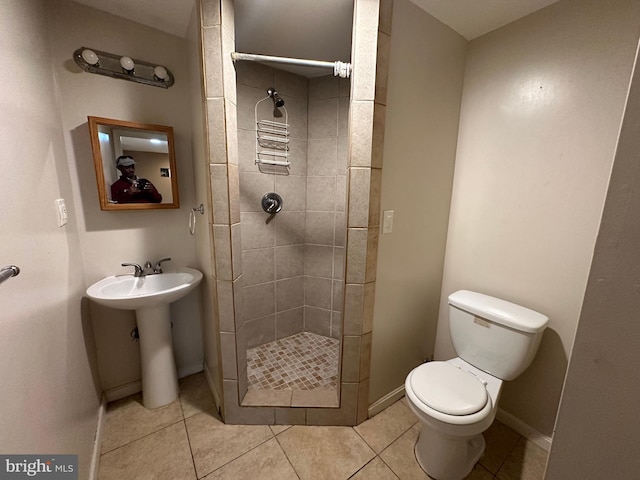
[262,192,283,214]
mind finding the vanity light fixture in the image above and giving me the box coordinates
[73,47,174,88]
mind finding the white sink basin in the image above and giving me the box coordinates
[86,267,203,409]
[86,267,203,310]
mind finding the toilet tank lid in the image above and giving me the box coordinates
[448,290,549,333]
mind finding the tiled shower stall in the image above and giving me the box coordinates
[198,0,391,425]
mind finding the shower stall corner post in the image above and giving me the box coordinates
[339,0,392,426]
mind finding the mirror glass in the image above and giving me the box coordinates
[88,116,180,210]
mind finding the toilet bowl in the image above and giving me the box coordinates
[405,358,502,480]
[405,290,549,480]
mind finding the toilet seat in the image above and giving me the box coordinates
[409,362,488,416]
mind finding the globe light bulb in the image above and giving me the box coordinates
[81,49,99,66]
[154,66,168,80]
[120,56,135,72]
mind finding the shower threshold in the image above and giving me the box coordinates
[242,332,340,408]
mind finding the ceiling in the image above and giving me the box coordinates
[71,0,561,74]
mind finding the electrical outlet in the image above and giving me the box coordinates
[383,210,394,233]
[55,198,67,227]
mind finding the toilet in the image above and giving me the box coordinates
[405,290,548,480]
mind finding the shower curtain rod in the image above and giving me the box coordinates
[231,52,351,78]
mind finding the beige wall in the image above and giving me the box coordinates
[370,0,467,403]
[545,40,640,479]
[435,0,640,436]
[0,1,100,477]
[47,0,201,395]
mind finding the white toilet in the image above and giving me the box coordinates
[405,290,548,480]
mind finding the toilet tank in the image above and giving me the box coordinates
[448,290,549,381]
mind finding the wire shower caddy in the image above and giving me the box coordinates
[255,96,290,173]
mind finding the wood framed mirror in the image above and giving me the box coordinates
[88,116,180,211]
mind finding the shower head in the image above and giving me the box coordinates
[267,87,285,108]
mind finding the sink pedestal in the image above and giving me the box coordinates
[136,304,179,409]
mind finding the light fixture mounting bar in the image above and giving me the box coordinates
[73,47,174,89]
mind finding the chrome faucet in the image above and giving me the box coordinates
[121,263,144,277]
[153,257,171,273]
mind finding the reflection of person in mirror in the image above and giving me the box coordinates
[111,155,162,203]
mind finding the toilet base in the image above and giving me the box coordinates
[414,426,485,480]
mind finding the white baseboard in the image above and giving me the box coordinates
[368,385,406,418]
[496,408,552,452]
[89,395,107,480]
[104,380,142,402]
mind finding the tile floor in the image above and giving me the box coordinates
[98,373,549,480]
[246,332,340,390]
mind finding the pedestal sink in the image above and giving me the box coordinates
[86,267,203,409]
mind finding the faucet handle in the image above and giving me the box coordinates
[153,257,172,273]
[121,263,143,277]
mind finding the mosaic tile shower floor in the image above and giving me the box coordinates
[247,332,340,390]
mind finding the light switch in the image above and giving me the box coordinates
[383,210,394,234]
[55,198,68,227]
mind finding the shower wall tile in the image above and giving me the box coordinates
[333,246,345,279]
[243,282,275,320]
[307,177,336,212]
[222,379,275,424]
[306,382,358,426]
[237,129,256,172]
[365,227,379,283]
[233,276,246,331]
[342,336,361,383]
[362,282,376,334]
[237,84,272,130]
[348,167,371,228]
[339,97,350,137]
[304,306,331,337]
[343,283,364,336]
[307,138,338,176]
[352,27,378,101]
[275,405,307,425]
[231,223,243,279]
[349,101,375,167]
[217,279,235,332]
[331,312,342,339]
[244,314,276,349]
[220,332,237,379]
[338,136,349,174]
[235,61,274,90]
[206,98,227,164]
[275,69,309,98]
[287,138,308,177]
[228,164,240,223]
[368,167,382,228]
[355,0,380,28]
[202,26,223,98]
[309,75,340,99]
[357,379,370,425]
[213,224,232,280]
[242,248,275,286]
[308,98,339,139]
[276,307,304,339]
[345,228,367,284]
[275,245,304,279]
[275,211,305,246]
[275,175,306,211]
[304,245,334,278]
[305,212,335,245]
[375,32,391,105]
[335,213,346,247]
[304,276,333,310]
[360,332,372,381]
[240,212,275,249]
[372,103,386,169]
[224,99,238,164]
[220,28,236,105]
[200,0,220,27]
[220,0,235,38]
[280,94,308,139]
[340,78,351,97]
[332,280,344,313]
[210,164,229,224]
[276,277,304,312]
[240,172,275,212]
